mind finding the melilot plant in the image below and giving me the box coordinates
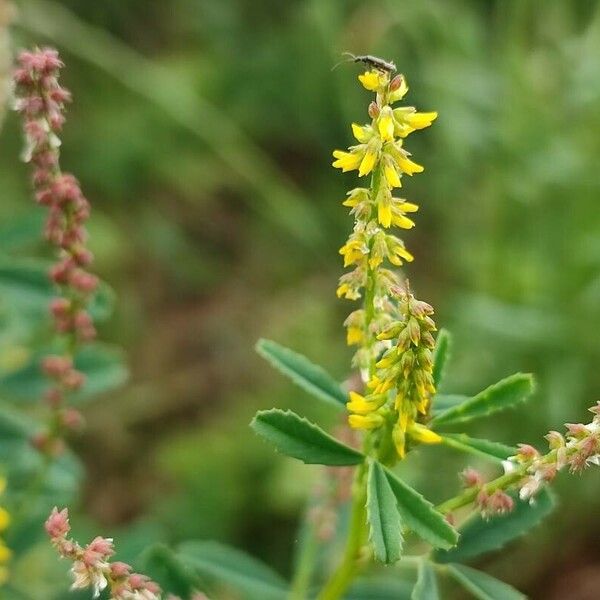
[2,45,600,600]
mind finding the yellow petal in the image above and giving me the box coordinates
[346,326,363,346]
[409,424,442,444]
[392,214,415,229]
[358,149,377,176]
[348,413,384,430]
[378,202,392,228]
[352,123,371,143]
[397,155,424,175]
[384,164,402,188]
[377,112,394,142]
[398,201,419,213]
[332,150,362,172]
[358,70,382,91]
[406,111,438,130]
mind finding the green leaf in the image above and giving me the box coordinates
[412,560,439,600]
[384,468,458,549]
[432,329,452,388]
[446,564,526,600]
[177,540,288,600]
[431,373,535,427]
[141,544,199,597]
[251,409,363,466]
[434,489,555,563]
[432,394,470,415]
[367,460,403,564]
[348,576,413,599]
[440,433,516,462]
[256,339,346,410]
[0,343,128,403]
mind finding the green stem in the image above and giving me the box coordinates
[289,519,320,600]
[316,465,367,600]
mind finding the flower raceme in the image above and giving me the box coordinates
[333,68,439,463]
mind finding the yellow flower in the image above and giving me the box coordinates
[0,477,10,585]
[408,423,442,444]
[351,123,372,143]
[406,111,438,130]
[388,75,409,104]
[377,107,395,142]
[358,70,388,92]
[396,154,424,175]
[332,149,362,172]
[339,236,367,267]
[382,157,402,188]
[346,326,363,346]
[348,413,384,430]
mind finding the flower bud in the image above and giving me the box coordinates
[368,101,380,119]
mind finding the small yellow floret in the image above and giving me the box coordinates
[406,111,438,130]
[348,413,384,430]
[408,423,442,444]
[346,326,363,346]
[383,163,402,188]
[358,70,384,91]
[397,155,424,175]
[332,150,362,172]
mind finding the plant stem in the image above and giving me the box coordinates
[289,518,319,600]
[316,465,367,600]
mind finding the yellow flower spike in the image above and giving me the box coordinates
[396,155,424,175]
[408,423,442,445]
[377,107,395,142]
[406,111,438,130]
[358,70,385,92]
[348,413,384,430]
[0,543,10,563]
[332,149,362,172]
[351,123,371,143]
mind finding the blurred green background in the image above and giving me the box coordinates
[2,0,600,597]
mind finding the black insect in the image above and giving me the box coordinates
[332,53,397,74]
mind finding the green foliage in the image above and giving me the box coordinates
[446,564,526,600]
[384,468,458,550]
[431,374,535,427]
[347,576,413,599]
[440,433,516,462]
[434,489,555,564]
[412,560,439,600]
[256,339,347,410]
[0,343,128,403]
[366,460,403,564]
[177,540,289,600]
[431,395,470,415]
[141,544,199,598]
[251,409,363,466]
[432,329,452,389]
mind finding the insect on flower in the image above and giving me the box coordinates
[332,52,397,74]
